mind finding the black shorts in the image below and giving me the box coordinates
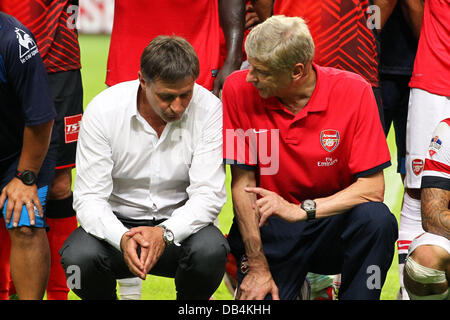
[47,69,83,170]
[380,74,409,174]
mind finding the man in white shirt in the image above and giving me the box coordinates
[59,36,229,300]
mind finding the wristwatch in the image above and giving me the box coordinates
[15,170,37,186]
[301,199,316,221]
[158,225,174,246]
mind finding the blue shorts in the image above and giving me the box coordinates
[2,185,49,229]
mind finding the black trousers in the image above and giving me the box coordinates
[59,215,229,300]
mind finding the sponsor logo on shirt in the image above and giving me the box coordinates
[14,27,38,64]
[317,157,338,167]
[428,135,442,157]
[412,158,424,176]
[252,129,269,134]
[64,114,82,143]
[320,129,340,152]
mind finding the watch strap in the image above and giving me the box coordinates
[301,199,316,221]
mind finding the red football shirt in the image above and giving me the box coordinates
[1,0,81,73]
[106,0,221,90]
[223,64,390,203]
[409,0,450,96]
[272,0,379,87]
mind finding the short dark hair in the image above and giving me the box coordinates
[140,35,200,83]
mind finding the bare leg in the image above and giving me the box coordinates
[8,226,50,300]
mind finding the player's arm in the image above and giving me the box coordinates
[421,188,450,240]
[0,24,56,226]
[248,171,385,225]
[73,101,129,251]
[230,165,279,300]
[400,0,424,40]
[17,123,54,175]
[0,121,54,226]
[214,0,246,96]
[314,171,385,217]
[250,0,273,22]
[372,0,398,29]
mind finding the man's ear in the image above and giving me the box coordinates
[291,63,305,80]
[138,70,147,89]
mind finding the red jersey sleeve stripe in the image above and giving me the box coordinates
[424,158,450,174]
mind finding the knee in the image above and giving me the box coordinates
[409,245,449,272]
[9,226,43,243]
[59,229,101,273]
[353,202,398,236]
[186,227,229,274]
[403,249,449,299]
[49,169,73,200]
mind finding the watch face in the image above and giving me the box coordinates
[18,170,37,185]
[303,200,315,211]
[164,229,174,243]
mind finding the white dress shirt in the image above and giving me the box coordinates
[73,80,226,251]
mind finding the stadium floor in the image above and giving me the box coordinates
[66,34,404,300]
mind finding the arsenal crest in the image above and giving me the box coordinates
[320,129,340,152]
[412,159,424,176]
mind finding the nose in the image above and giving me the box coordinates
[246,68,258,84]
[170,97,184,114]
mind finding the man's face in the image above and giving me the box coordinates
[245,57,292,98]
[142,75,195,123]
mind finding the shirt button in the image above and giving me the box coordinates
[152,203,158,212]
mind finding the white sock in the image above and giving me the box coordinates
[118,277,142,300]
[398,192,423,300]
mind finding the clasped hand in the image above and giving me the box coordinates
[120,226,165,280]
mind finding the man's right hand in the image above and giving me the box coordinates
[236,265,280,300]
[120,230,149,280]
[0,178,43,227]
[120,226,166,280]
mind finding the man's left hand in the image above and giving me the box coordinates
[123,226,166,278]
[245,187,305,226]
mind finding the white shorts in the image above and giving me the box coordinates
[405,88,450,189]
[408,232,450,257]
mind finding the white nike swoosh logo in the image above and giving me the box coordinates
[253,129,269,134]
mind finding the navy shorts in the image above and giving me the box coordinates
[228,202,398,300]
[47,69,83,170]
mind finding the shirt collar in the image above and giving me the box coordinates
[127,79,140,121]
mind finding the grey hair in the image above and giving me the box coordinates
[245,15,315,72]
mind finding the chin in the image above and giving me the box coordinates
[165,115,181,122]
[257,90,272,99]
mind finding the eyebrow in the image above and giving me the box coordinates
[156,88,193,99]
[254,67,270,75]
